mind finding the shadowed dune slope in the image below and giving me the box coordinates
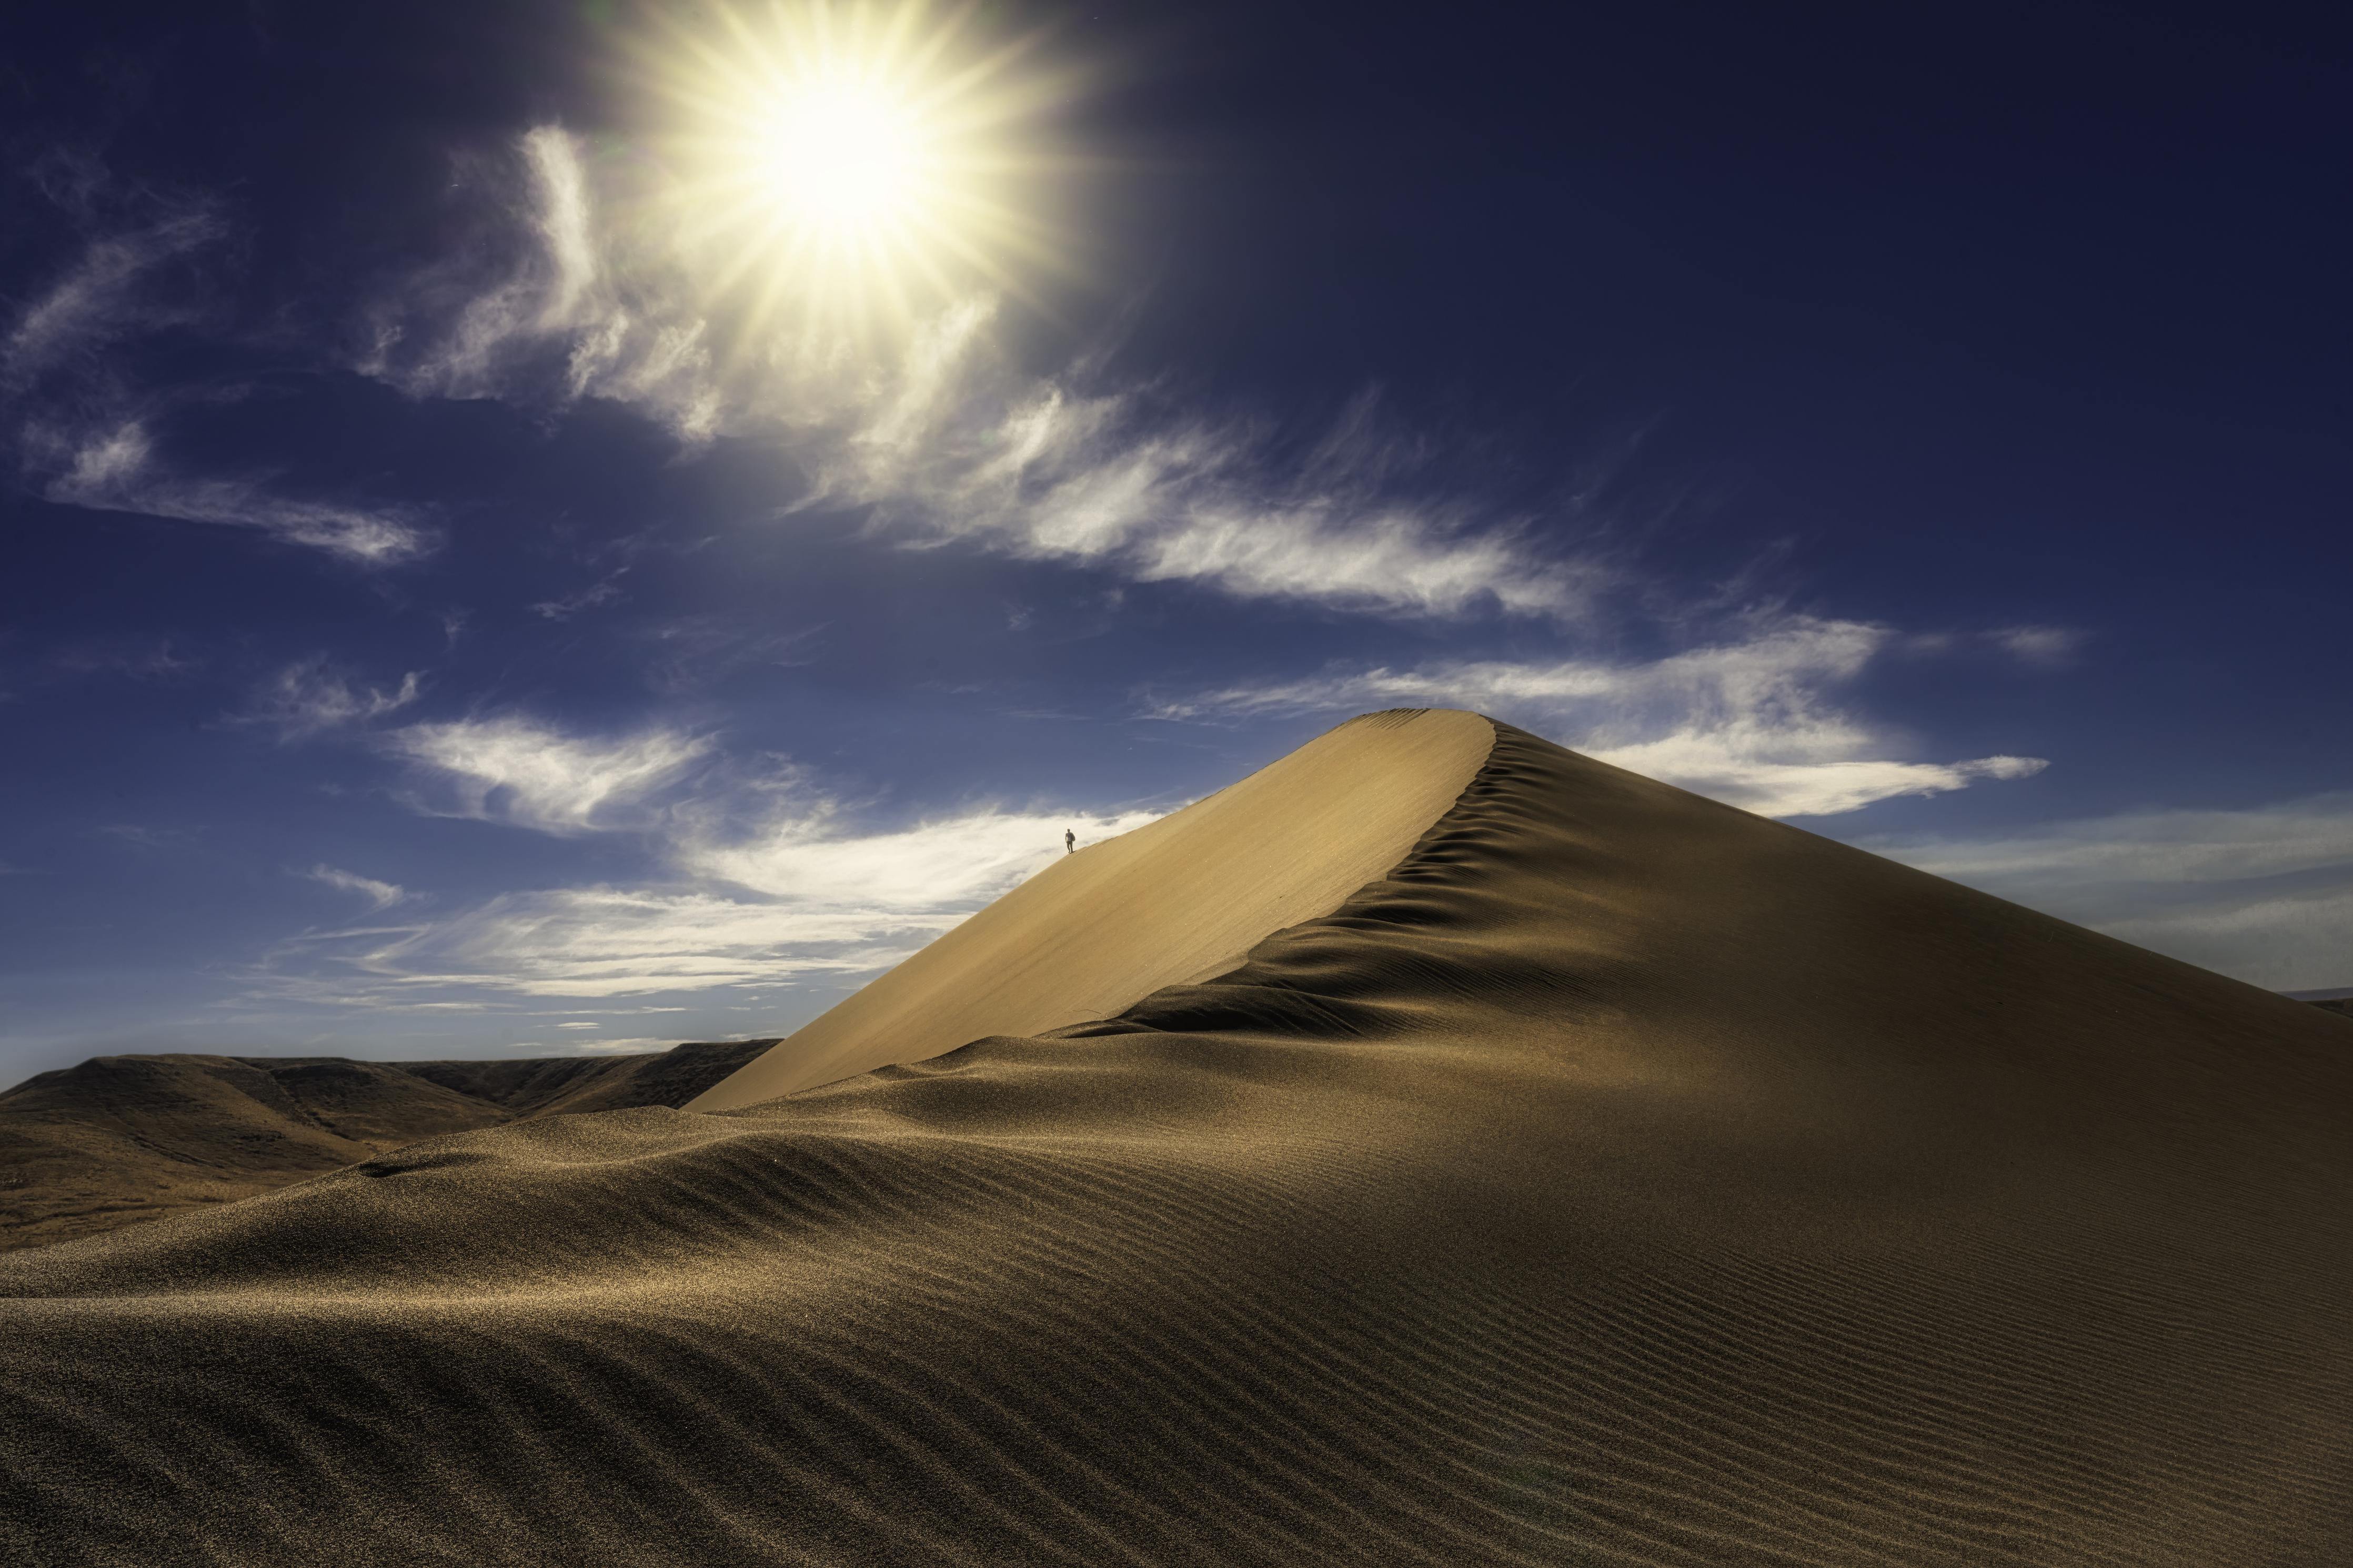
[692,707,1496,1107]
[3,717,2350,1566]
[0,1040,774,1252]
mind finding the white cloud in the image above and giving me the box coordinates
[387,715,713,834]
[1588,741,2044,820]
[240,655,423,741]
[301,864,406,912]
[1987,625,2085,665]
[1878,795,2353,887]
[362,126,721,442]
[37,420,435,564]
[318,886,929,998]
[683,800,1161,906]
[361,127,1594,619]
[258,727,1163,1002]
[1154,616,2048,818]
[1,209,223,389]
[522,1036,688,1055]
[1868,794,2353,990]
[3,200,433,568]
[529,574,627,620]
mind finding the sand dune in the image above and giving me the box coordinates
[3,713,2348,1565]
[0,1041,771,1252]
[693,706,1494,1107]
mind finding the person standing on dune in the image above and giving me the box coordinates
[1064,828,1075,854]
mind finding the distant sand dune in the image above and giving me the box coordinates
[0,1041,773,1251]
[3,715,2348,1565]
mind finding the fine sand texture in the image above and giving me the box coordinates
[3,714,2350,1566]
[0,1041,773,1253]
[692,707,1496,1107]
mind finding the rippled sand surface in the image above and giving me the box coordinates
[4,717,2347,1565]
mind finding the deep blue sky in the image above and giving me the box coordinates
[4,0,2348,1084]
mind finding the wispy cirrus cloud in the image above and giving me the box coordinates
[300,864,406,912]
[37,420,435,564]
[4,178,436,566]
[1867,794,2353,990]
[360,126,1598,620]
[0,207,223,389]
[529,573,628,620]
[1151,615,2049,818]
[1985,625,2085,666]
[386,715,714,835]
[816,313,1598,618]
[361,126,722,441]
[237,654,423,741]
[680,799,1163,907]
[255,701,1167,997]
[258,777,1157,1000]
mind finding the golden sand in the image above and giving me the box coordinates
[693,707,1495,1107]
[2,715,2347,1565]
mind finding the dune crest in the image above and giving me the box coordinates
[693,707,1494,1108]
[3,715,2348,1565]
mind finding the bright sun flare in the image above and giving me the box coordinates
[638,1,1070,341]
[756,83,924,224]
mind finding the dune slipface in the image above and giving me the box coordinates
[3,714,2349,1566]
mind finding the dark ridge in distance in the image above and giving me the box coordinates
[0,1040,776,1253]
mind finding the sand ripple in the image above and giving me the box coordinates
[3,721,2348,1564]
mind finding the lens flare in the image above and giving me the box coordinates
[635,1,1074,345]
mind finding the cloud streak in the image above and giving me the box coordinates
[239,655,423,741]
[4,183,436,566]
[301,865,406,912]
[38,420,435,564]
[1869,793,2353,990]
[361,127,1596,619]
[1151,616,2048,818]
[387,715,715,835]
[262,774,1159,1000]
[1,208,223,390]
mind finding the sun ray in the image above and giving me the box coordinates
[631,0,1077,355]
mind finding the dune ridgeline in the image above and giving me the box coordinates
[2,710,2347,1566]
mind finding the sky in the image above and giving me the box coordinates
[2,0,2348,1084]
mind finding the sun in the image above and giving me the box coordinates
[753,81,926,226]
[635,1,1073,345]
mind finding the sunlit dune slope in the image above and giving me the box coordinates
[693,707,1496,1107]
[3,716,2349,1567]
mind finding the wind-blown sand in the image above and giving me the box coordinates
[3,713,2348,1565]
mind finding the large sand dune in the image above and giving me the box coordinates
[693,706,1495,1106]
[3,714,2348,1565]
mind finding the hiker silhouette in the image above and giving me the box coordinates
[1064,828,1075,854]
